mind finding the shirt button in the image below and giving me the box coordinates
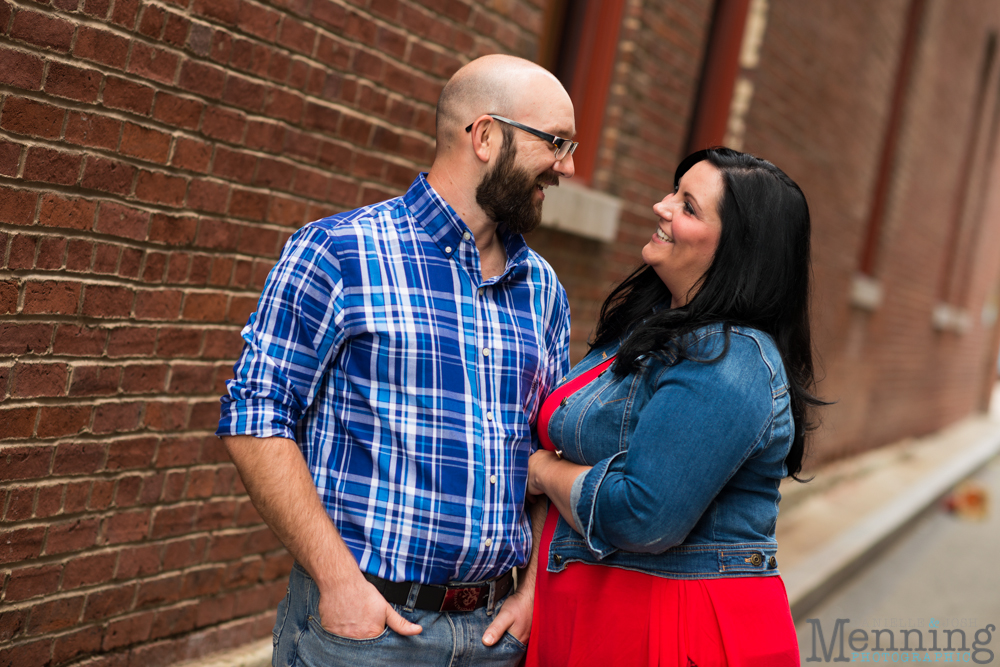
[482,348,490,357]
[484,538,492,547]
[445,246,452,254]
[553,554,562,564]
[486,411,493,421]
[490,474,497,484]
[559,398,567,407]
[463,231,472,241]
[478,287,485,296]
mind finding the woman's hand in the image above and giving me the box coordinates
[528,449,561,496]
[528,450,591,533]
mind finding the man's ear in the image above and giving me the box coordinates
[469,115,496,164]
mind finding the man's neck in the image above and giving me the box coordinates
[426,167,507,279]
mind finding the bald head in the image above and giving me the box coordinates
[435,55,571,155]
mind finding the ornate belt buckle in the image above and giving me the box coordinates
[441,585,483,612]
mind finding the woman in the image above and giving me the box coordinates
[525,147,820,666]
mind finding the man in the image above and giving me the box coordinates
[218,54,576,665]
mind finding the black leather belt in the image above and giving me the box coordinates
[363,570,514,612]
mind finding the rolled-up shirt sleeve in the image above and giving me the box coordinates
[217,226,345,439]
[572,335,777,557]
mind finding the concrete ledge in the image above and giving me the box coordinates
[539,180,621,242]
[783,425,1000,619]
[176,638,271,667]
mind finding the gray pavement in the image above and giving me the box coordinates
[795,455,1000,664]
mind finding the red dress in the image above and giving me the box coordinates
[526,357,799,667]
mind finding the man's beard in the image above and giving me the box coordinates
[475,137,558,235]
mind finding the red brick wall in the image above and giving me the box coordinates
[0,0,546,665]
[5,0,1000,664]
[744,0,1000,463]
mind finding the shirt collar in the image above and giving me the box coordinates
[403,174,530,269]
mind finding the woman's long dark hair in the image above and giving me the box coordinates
[591,147,823,478]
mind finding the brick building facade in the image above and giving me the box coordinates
[2,0,1000,665]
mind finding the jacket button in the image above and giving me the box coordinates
[749,553,763,567]
[559,398,567,407]
[768,556,777,568]
[553,554,562,564]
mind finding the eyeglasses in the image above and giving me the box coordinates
[465,114,578,161]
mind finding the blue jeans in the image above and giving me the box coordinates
[273,563,527,667]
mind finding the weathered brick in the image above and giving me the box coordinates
[45,518,101,555]
[111,0,140,28]
[0,139,20,176]
[83,580,136,621]
[35,236,66,269]
[128,42,180,84]
[119,364,168,395]
[26,594,86,635]
[195,218,239,251]
[36,405,92,439]
[120,123,172,164]
[37,194,96,232]
[136,573,184,609]
[0,186,38,225]
[106,326,157,358]
[106,437,157,470]
[103,610,155,650]
[82,284,133,318]
[229,188,270,222]
[92,401,143,434]
[115,544,160,579]
[149,213,198,246]
[153,92,204,130]
[202,107,246,144]
[0,324,52,357]
[8,233,37,270]
[53,626,104,665]
[11,362,67,398]
[192,0,238,24]
[22,280,81,316]
[0,525,46,563]
[93,242,121,274]
[96,202,150,241]
[0,96,65,139]
[149,601,198,640]
[101,508,151,545]
[23,146,82,185]
[135,170,188,207]
[53,441,107,475]
[64,111,122,150]
[150,504,197,539]
[45,62,103,102]
[186,180,228,216]
[171,137,212,173]
[75,25,129,68]
[179,59,226,99]
[0,46,45,89]
[103,76,156,115]
[9,9,75,52]
[0,279,17,315]
[5,564,61,602]
[68,364,120,396]
[81,157,137,196]
[138,3,165,38]
[143,400,188,431]
[134,289,183,320]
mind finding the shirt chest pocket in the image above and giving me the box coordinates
[564,373,641,464]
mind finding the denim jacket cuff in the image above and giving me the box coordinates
[574,451,628,559]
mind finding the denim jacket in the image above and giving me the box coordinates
[546,323,792,579]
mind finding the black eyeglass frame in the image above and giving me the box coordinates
[464,114,578,161]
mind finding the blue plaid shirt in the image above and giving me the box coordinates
[218,175,571,585]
